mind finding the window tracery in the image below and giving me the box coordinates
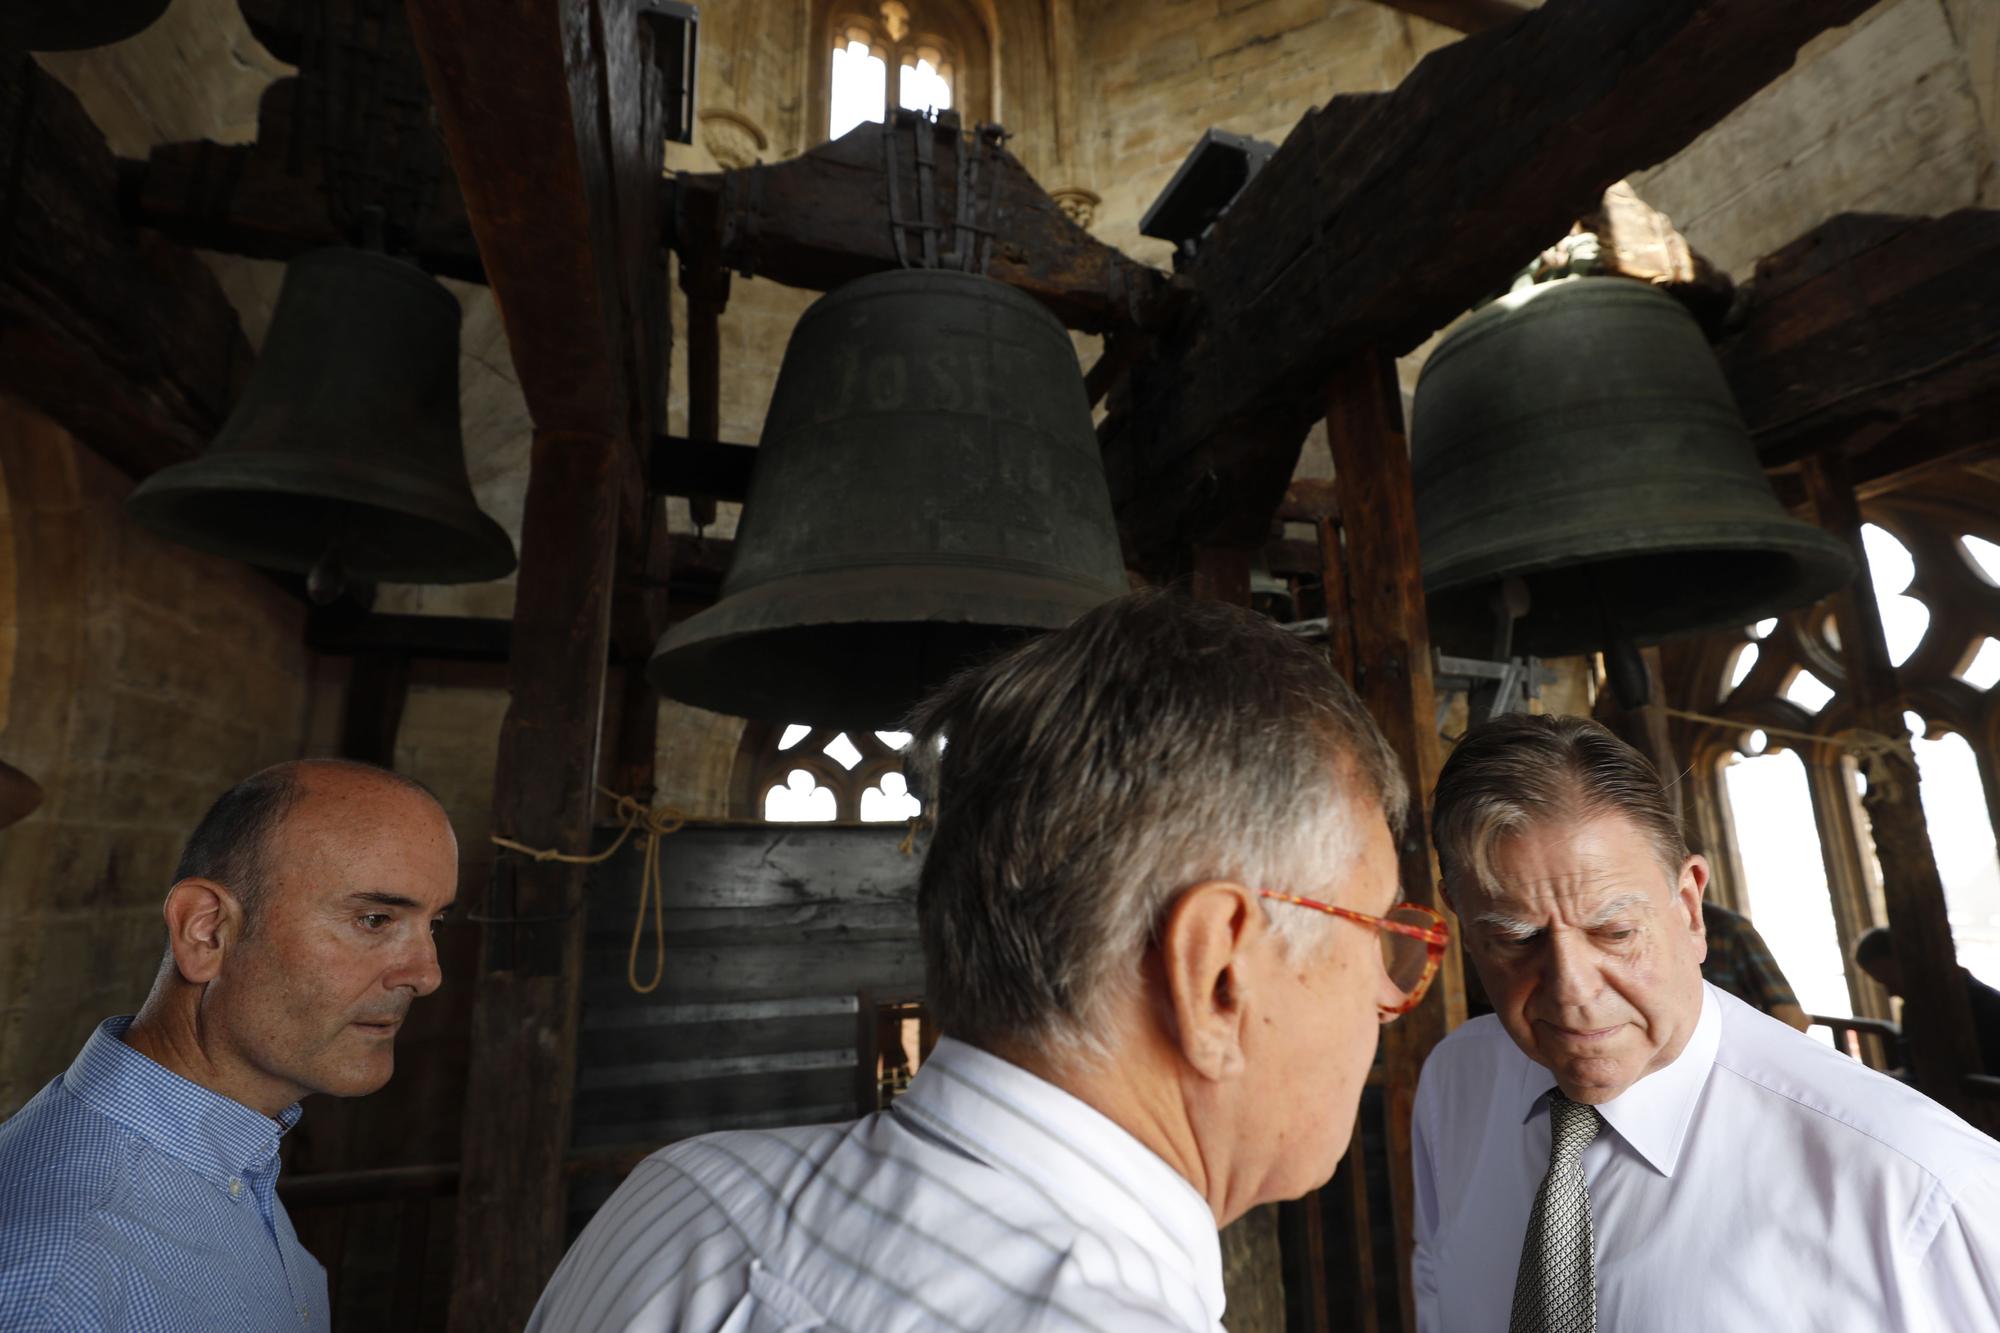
[1665,481,2000,1040]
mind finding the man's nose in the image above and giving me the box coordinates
[390,928,445,997]
[1542,930,1600,1007]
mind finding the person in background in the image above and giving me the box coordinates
[1855,924,2000,1076]
[529,591,1442,1333]
[0,759,458,1332]
[1412,713,2000,1332]
[1700,900,1811,1031]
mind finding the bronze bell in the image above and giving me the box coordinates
[1,0,169,51]
[1412,277,1853,660]
[650,268,1129,729]
[127,248,515,596]
[0,758,43,829]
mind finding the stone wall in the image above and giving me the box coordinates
[0,400,315,1114]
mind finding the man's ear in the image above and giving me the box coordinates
[1158,881,1265,1083]
[1678,855,1710,962]
[162,878,242,984]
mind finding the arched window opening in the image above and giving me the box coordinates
[1961,534,2000,586]
[1783,669,1835,714]
[740,724,923,824]
[1724,642,1760,696]
[1956,637,2000,690]
[1720,745,1847,1040]
[1908,720,2000,986]
[1862,523,1928,667]
[825,2,969,140]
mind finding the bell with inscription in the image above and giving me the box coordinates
[649,268,1129,729]
[1412,277,1853,663]
[127,248,515,599]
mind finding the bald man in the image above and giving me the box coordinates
[0,760,459,1332]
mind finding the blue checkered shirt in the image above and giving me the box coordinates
[0,1016,330,1331]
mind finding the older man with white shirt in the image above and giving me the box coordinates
[1412,713,2000,1333]
[530,591,1448,1332]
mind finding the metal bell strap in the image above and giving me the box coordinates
[882,108,1005,274]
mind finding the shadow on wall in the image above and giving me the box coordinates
[0,397,314,1114]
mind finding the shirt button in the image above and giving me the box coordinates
[230,1178,243,1198]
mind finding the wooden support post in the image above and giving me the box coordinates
[1190,545,1252,606]
[1802,448,1988,1128]
[339,651,413,769]
[1324,349,1463,1332]
[448,432,621,1329]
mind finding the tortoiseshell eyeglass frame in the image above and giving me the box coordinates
[1255,890,1450,1018]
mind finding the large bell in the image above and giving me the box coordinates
[127,248,515,593]
[1412,277,1854,659]
[650,268,1128,729]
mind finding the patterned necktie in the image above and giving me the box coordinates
[1508,1089,1604,1333]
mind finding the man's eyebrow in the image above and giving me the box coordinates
[1474,907,1539,936]
[1581,893,1651,928]
[346,891,424,911]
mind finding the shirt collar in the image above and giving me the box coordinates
[894,1037,1226,1326]
[1513,984,1721,1177]
[67,1016,302,1191]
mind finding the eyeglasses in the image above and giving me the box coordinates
[1256,890,1450,1018]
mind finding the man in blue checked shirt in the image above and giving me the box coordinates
[0,758,459,1332]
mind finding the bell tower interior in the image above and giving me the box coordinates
[4,0,2000,1328]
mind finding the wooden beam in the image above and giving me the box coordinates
[1725,211,2000,505]
[133,78,485,283]
[671,115,1165,334]
[404,1,671,1328]
[1101,0,1877,560]
[1323,350,1461,1331]
[0,56,251,479]
[649,435,757,504]
[1801,448,1990,1131]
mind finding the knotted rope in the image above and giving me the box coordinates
[491,786,685,995]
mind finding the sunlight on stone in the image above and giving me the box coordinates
[765,769,837,821]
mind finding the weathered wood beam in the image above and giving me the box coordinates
[1726,211,2000,506]
[1322,351,1460,1330]
[1802,449,1991,1132]
[671,115,1166,333]
[0,56,250,479]
[1103,0,1877,562]
[404,1,671,1328]
[133,77,486,283]
[1367,0,1533,35]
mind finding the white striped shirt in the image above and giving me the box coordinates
[529,1038,1226,1332]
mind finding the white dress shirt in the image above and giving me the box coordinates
[529,1037,1226,1332]
[1412,984,2000,1333]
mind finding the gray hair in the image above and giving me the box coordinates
[904,590,1406,1062]
[1432,713,1687,897]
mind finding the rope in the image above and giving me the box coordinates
[490,786,685,995]
[1654,704,1917,802]
[489,793,927,995]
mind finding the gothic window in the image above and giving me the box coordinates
[817,0,988,142]
[1671,489,2000,1043]
[739,723,924,823]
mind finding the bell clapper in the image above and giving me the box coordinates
[307,540,348,606]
